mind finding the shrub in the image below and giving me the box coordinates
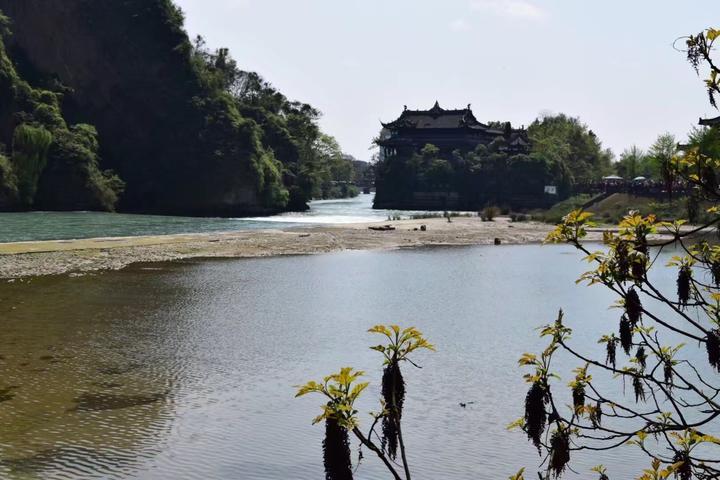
[481,205,500,221]
[11,124,52,207]
[50,125,126,210]
[0,152,17,205]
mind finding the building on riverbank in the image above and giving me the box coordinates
[699,115,720,127]
[377,102,529,161]
[374,102,543,210]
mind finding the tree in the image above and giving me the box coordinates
[296,325,434,480]
[649,133,678,200]
[11,124,52,207]
[512,27,720,479]
[528,114,613,185]
[688,126,720,160]
[615,145,648,179]
[189,36,360,210]
[373,136,572,209]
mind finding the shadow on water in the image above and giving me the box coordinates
[0,386,19,403]
[0,269,190,479]
[71,392,168,412]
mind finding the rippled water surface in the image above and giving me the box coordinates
[0,194,467,243]
[0,245,715,479]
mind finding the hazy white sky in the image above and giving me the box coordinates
[175,0,719,160]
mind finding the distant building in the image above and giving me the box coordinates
[700,116,720,127]
[377,101,529,159]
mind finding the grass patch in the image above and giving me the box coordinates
[530,194,594,224]
[535,193,714,225]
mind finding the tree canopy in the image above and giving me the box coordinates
[528,113,614,185]
[0,16,124,211]
[190,37,360,209]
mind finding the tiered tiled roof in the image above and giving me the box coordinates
[700,116,720,127]
[382,101,502,134]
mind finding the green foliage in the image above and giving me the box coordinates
[649,133,678,188]
[11,124,52,207]
[537,193,716,225]
[615,145,651,179]
[420,143,440,159]
[425,158,453,187]
[375,113,611,210]
[0,10,10,37]
[368,325,435,365]
[528,113,613,184]
[481,205,500,221]
[531,194,594,223]
[297,325,434,480]
[526,154,720,478]
[50,125,126,211]
[0,152,18,205]
[2,3,362,214]
[191,39,359,210]
[296,367,368,480]
[295,367,369,429]
[0,15,125,211]
[688,124,720,159]
[375,139,561,209]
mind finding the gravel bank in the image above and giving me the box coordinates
[0,217,600,279]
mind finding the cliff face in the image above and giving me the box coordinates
[0,0,284,216]
[0,13,123,212]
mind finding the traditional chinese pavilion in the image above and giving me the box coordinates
[378,101,529,158]
[700,116,720,127]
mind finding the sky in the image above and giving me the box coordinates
[174,0,719,161]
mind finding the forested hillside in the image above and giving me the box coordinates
[0,12,123,211]
[0,0,356,215]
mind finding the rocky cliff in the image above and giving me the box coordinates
[0,0,287,215]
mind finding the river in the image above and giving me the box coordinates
[0,194,464,243]
[0,244,713,479]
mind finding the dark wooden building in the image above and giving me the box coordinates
[378,101,529,159]
[373,102,537,210]
[700,116,720,127]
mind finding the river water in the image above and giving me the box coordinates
[0,194,458,243]
[0,244,714,479]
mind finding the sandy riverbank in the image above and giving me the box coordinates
[4,214,704,279]
[0,217,582,279]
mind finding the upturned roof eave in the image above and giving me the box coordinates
[699,115,720,126]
